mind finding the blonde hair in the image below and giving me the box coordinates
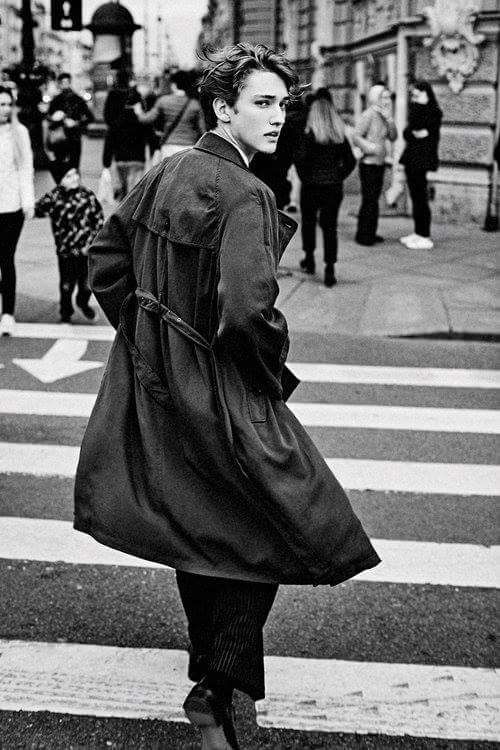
[305,97,345,145]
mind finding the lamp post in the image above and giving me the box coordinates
[20,0,35,72]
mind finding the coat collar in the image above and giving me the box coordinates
[194,132,249,171]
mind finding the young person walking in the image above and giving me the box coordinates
[74,44,379,750]
[294,90,356,286]
[34,166,103,323]
[0,85,34,336]
[353,84,397,246]
[399,81,442,251]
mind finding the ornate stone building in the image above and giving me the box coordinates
[200,0,499,224]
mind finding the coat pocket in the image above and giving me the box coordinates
[247,390,268,423]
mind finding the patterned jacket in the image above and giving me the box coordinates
[34,186,104,257]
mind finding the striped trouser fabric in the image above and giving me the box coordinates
[176,570,278,701]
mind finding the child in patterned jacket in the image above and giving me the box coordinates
[34,166,104,322]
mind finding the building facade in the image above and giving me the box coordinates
[200,0,500,226]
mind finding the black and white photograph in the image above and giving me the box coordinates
[0,0,498,748]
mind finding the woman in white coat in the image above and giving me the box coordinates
[0,85,35,336]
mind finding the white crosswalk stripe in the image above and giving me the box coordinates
[1,441,498,495]
[2,517,498,588]
[2,389,499,433]
[0,640,498,741]
[1,341,498,743]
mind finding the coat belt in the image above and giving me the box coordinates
[135,288,212,352]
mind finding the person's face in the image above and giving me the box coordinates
[411,87,429,105]
[60,168,80,190]
[0,92,13,124]
[379,89,392,107]
[220,70,289,159]
[59,77,71,91]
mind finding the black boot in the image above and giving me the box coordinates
[299,253,315,274]
[183,677,240,750]
[324,263,336,287]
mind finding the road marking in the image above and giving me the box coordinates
[0,442,497,496]
[12,340,102,383]
[291,402,500,434]
[1,517,498,588]
[3,324,499,389]
[0,639,498,740]
[9,323,114,341]
[1,390,498,434]
[288,362,500,390]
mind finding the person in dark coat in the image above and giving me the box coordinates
[46,72,93,172]
[399,81,442,250]
[294,90,356,286]
[74,43,379,750]
[102,87,148,201]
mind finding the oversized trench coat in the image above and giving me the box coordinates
[74,132,380,585]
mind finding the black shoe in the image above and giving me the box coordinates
[324,264,336,287]
[183,679,240,750]
[78,304,95,320]
[60,313,72,323]
[355,236,375,246]
[299,256,315,274]
[374,235,385,243]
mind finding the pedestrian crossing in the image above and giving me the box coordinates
[0,325,498,746]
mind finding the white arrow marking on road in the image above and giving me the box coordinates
[12,339,102,383]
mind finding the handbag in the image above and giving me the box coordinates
[160,98,190,146]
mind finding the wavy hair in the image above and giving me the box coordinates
[198,43,300,129]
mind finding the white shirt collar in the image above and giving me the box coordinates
[210,130,250,168]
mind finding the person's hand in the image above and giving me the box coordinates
[23,205,34,220]
[51,110,65,121]
[133,102,143,117]
[412,128,429,139]
[64,117,77,128]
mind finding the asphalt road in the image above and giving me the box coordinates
[0,327,498,749]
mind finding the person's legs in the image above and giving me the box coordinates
[407,169,431,237]
[300,185,318,272]
[128,162,145,192]
[75,255,94,318]
[319,185,343,287]
[114,163,128,202]
[0,210,24,317]
[176,570,278,701]
[67,139,82,171]
[57,255,77,321]
[356,164,384,245]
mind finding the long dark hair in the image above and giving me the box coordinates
[412,81,441,115]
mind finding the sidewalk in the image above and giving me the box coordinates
[14,136,499,338]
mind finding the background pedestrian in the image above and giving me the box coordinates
[102,87,148,201]
[46,72,94,175]
[353,84,397,246]
[136,69,205,157]
[399,81,442,250]
[34,166,103,323]
[294,90,356,286]
[0,85,34,337]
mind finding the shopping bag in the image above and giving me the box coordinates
[97,168,114,205]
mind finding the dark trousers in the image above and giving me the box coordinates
[57,254,91,318]
[0,210,24,315]
[176,570,278,701]
[300,184,343,265]
[356,163,385,243]
[405,168,431,237]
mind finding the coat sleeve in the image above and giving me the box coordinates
[88,197,137,329]
[216,194,288,400]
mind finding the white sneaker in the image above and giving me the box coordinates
[0,314,15,336]
[399,233,418,246]
[404,234,434,250]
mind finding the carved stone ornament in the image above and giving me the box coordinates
[423,0,485,93]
